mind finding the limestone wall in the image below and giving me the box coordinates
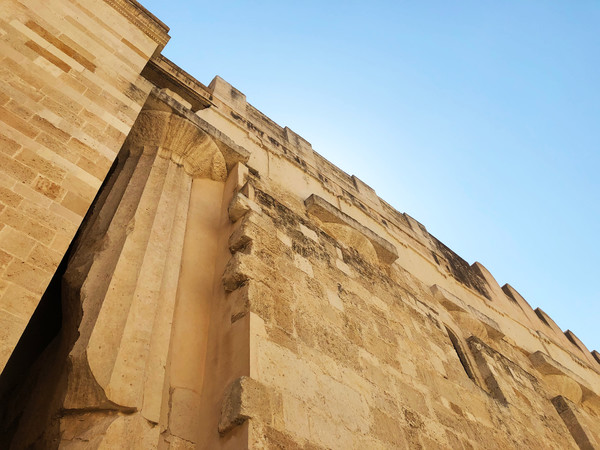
[200,72,600,379]
[198,74,600,448]
[0,0,169,371]
[219,181,599,448]
[0,1,598,448]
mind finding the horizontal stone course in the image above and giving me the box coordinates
[0,0,168,372]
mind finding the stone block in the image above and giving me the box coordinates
[3,259,49,294]
[219,376,273,435]
[305,194,397,265]
[222,252,274,292]
[168,388,202,443]
[282,394,311,440]
[552,395,598,450]
[284,126,313,162]
[0,226,36,259]
[208,76,247,113]
[370,407,407,447]
[228,192,261,223]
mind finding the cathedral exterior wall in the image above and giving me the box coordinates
[0,1,598,448]
[0,0,169,371]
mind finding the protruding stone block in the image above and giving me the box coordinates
[432,284,504,340]
[430,284,467,313]
[228,192,261,223]
[530,350,571,376]
[222,252,273,293]
[552,396,598,450]
[219,377,273,435]
[305,194,397,265]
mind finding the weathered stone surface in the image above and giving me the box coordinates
[0,1,599,449]
[218,376,273,435]
[0,0,168,374]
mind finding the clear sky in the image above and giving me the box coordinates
[141,1,600,352]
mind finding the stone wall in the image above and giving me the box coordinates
[221,183,598,447]
[0,0,168,371]
[205,74,600,449]
[0,1,599,448]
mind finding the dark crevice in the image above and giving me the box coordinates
[0,256,63,403]
[0,151,123,448]
[445,326,477,382]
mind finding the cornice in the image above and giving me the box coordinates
[141,55,215,111]
[104,0,170,50]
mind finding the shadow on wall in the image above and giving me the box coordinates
[0,154,121,447]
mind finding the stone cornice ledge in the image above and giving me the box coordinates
[142,55,215,111]
[148,88,250,171]
[305,194,398,265]
[529,351,599,400]
[104,0,170,49]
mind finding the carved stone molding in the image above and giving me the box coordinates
[104,0,170,48]
[305,194,398,265]
[126,110,227,181]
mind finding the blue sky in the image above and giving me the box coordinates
[141,1,600,352]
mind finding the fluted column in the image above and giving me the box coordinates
[55,105,228,447]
